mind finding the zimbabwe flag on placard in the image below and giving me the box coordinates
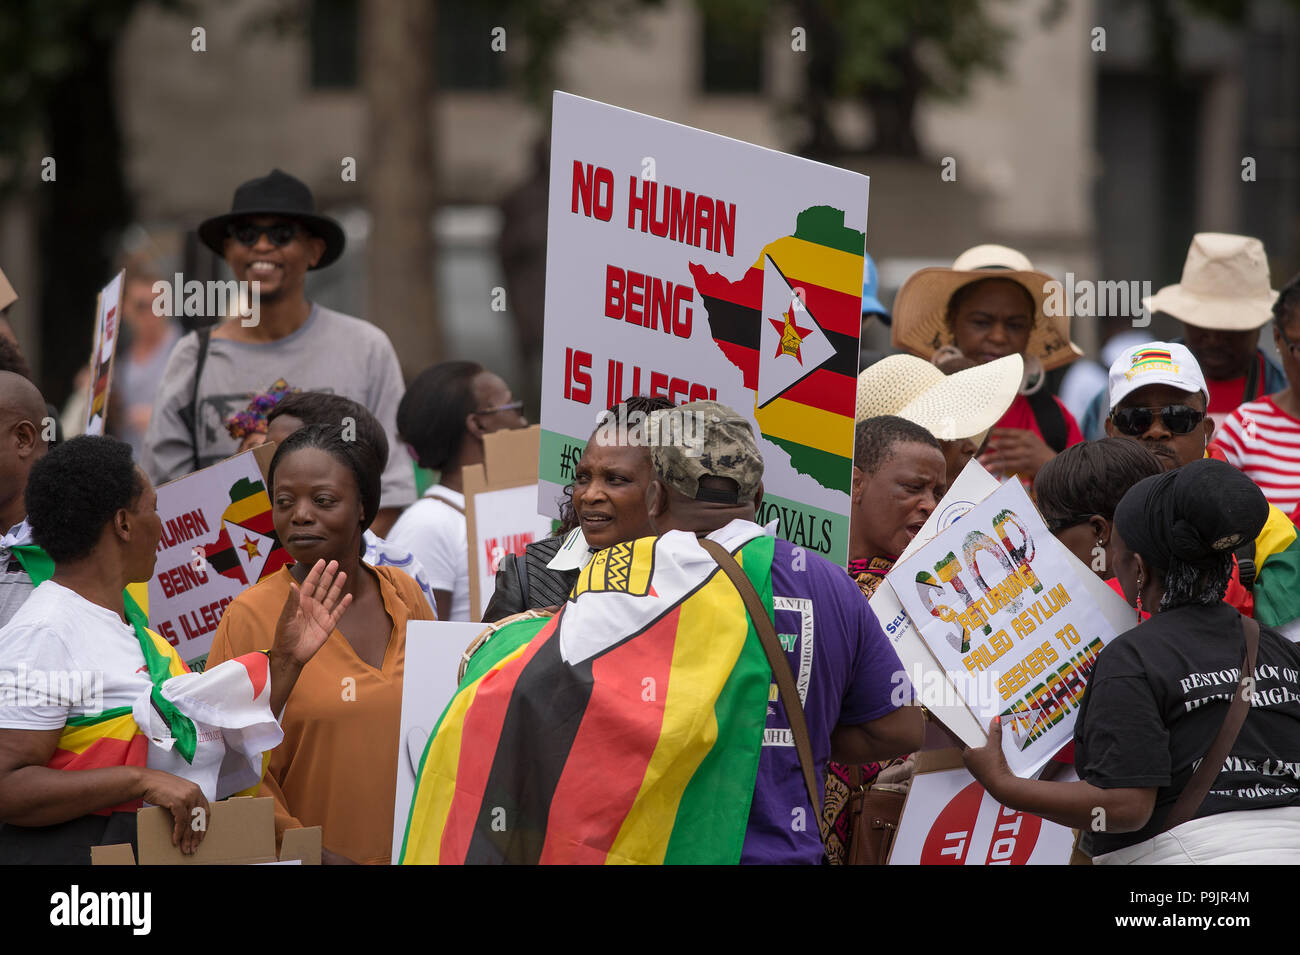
[401,527,776,865]
[688,205,864,493]
[201,477,293,587]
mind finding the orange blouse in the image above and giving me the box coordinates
[207,563,434,864]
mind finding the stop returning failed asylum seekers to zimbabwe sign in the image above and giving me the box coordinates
[891,479,1122,778]
[537,92,869,564]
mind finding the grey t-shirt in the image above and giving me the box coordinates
[140,305,416,509]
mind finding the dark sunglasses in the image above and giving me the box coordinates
[1110,404,1205,436]
[227,221,302,247]
[1044,512,1098,534]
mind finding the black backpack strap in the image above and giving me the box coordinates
[1236,538,1258,591]
[176,326,213,474]
[1026,388,1069,453]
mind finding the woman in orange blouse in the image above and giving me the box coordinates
[207,422,434,864]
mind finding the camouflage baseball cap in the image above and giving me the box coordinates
[648,400,764,505]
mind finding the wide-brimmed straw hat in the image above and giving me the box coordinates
[197,169,345,270]
[856,353,1023,442]
[1142,233,1276,331]
[891,244,1082,372]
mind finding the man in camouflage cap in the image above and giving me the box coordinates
[642,398,922,864]
[647,399,764,508]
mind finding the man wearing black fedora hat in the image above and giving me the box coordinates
[142,169,416,530]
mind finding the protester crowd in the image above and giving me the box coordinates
[0,166,1297,866]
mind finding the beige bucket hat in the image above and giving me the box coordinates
[1142,233,1276,331]
[0,267,15,311]
[856,353,1023,442]
[891,244,1082,371]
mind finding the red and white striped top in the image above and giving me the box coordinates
[1213,396,1300,513]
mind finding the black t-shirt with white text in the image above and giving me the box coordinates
[1074,601,1300,855]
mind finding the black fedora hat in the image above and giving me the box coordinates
[197,168,345,270]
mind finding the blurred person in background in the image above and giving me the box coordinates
[1213,273,1300,517]
[142,169,415,535]
[891,244,1084,486]
[483,395,671,622]
[1079,234,1284,440]
[113,266,180,458]
[389,361,527,621]
[857,253,891,371]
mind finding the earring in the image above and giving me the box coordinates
[1135,572,1144,619]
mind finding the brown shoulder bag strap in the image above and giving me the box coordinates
[1162,614,1260,833]
[700,538,828,846]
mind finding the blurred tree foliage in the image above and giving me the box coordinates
[0,0,176,403]
[696,0,1016,158]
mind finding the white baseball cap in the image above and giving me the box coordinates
[1107,341,1207,411]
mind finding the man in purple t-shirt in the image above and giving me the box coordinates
[647,401,924,864]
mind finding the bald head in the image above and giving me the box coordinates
[0,371,47,426]
[0,371,49,532]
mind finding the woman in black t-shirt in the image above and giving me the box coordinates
[964,459,1300,863]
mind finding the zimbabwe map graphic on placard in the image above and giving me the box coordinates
[688,206,863,493]
[201,477,293,586]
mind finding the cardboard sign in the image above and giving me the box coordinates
[463,426,555,621]
[889,758,1073,865]
[891,479,1121,778]
[537,92,869,565]
[93,797,320,865]
[83,270,125,437]
[392,620,488,861]
[146,443,291,668]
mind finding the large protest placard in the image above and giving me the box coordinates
[145,444,291,668]
[888,760,1074,865]
[392,620,488,861]
[463,426,555,621]
[538,92,868,565]
[890,478,1122,777]
[84,270,125,436]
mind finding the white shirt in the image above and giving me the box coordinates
[0,580,154,730]
[387,485,469,621]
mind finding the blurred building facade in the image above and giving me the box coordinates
[1,0,1297,398]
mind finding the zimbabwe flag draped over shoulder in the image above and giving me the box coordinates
[401,522,776,864]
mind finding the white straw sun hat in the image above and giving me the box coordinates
[856,353,1023,442]
[891,244,1082,372]
[1142,233,1277,331]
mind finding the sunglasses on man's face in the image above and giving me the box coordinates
[227,221,302,247]
[1110,404,1205,436]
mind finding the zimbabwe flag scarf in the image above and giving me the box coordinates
[401,523,776,864]
[10,545,194,807]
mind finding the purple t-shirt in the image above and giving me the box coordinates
[740,537,911,864]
